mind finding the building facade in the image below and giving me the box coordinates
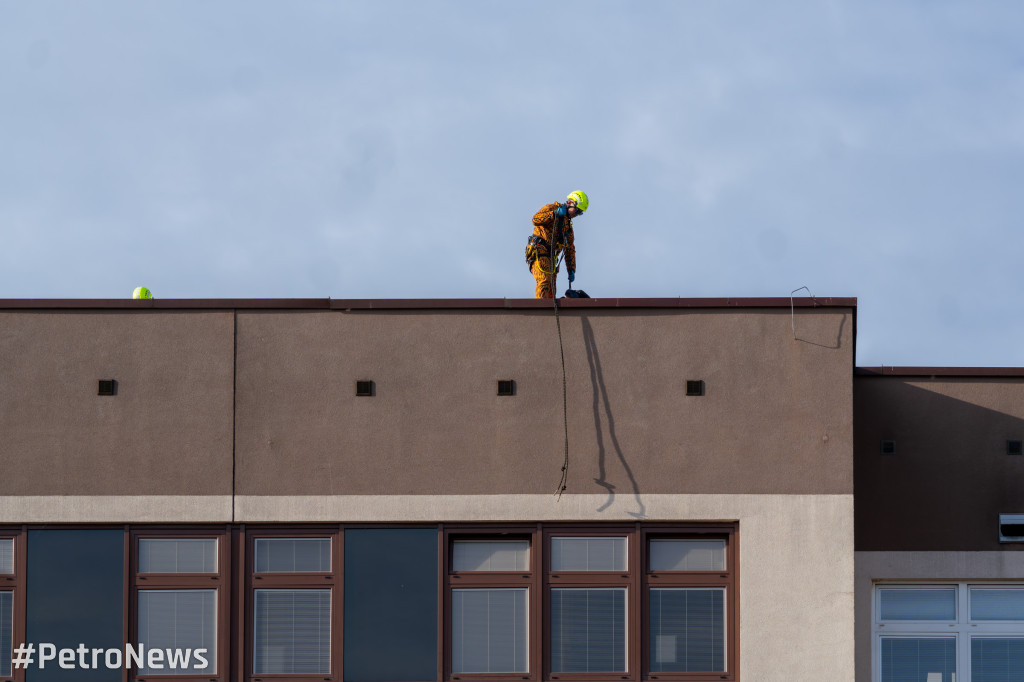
[0,297,1018,682]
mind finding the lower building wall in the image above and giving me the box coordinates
[855,551,1024,682]
[0,493,854,682]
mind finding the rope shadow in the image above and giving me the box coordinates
[581,316,646,518]
[794,313,847,349]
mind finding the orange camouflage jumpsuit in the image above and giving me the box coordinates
[526,202,576,299]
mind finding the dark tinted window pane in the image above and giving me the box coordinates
[0,591,11,677]
[27,529,124,682]
[344,529,437,681]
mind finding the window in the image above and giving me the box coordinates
[131,531,227,679]
[874,583,1024,682]
[249,532,338,679]
[344,528,438,681]
[451,536,532,672]
[445,524,736,682]
[647,538,728,674]
[0,532,22,682]
[548,533,630,675]
[448,535,534,675]
[2,524,734,681]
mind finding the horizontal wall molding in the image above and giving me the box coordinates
[0,495,232,523]
[234,492,852,523]
[0,492,851,524]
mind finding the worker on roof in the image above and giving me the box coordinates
[525,190,588,299]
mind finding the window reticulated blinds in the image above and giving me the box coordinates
[551,537,626,572]
[452,588,528,673]
[138,589,216,674]
[880,638,955,682]
[879,588,956,621]
[649,540,725,572]
[0,539,12,575]
[971,588,1024,621]
[972,638,1024,682]
[650,588,725,672]
[254,589,331,674]
[452,540,529,572]
[139,538,217,573]
[255,538,331,573]
[550,588,626,672]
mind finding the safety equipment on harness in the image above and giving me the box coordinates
[567,190,589,212]
[555,204,567,217]
[568,269,575,283]
[525,234,550,269]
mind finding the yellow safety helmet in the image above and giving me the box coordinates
[567,190,589,212]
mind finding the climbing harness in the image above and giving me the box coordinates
[525,215,573,277]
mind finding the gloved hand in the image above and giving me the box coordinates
[568,269,575,283]
[555,204,567,217]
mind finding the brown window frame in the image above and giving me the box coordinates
[641,525,738,682]
[444,523,738,682]
[0,529,25,682]
[129,527,231,682]
[444,526,542,681]
[545,525,638,682]
[244,527,342,682]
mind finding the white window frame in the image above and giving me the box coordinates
[873,582,1024,682]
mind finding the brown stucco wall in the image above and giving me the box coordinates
[0,301,854,499]
[233,306,854,496]
[854,375,1024,551]
[0,311,235,495]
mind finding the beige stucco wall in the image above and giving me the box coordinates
[0,492,856,682]
[855,551,1024,682]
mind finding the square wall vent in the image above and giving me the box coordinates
[1008,440,1023,456]
[98,379,117,396]
[685,380,705,396]
[999,514,1024,543]
[497,380,516,396]
[355,380,375,397]
[880,440,896,455]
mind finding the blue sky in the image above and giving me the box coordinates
[2,1,1023,366]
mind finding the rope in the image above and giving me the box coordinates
[551,211,570,498]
